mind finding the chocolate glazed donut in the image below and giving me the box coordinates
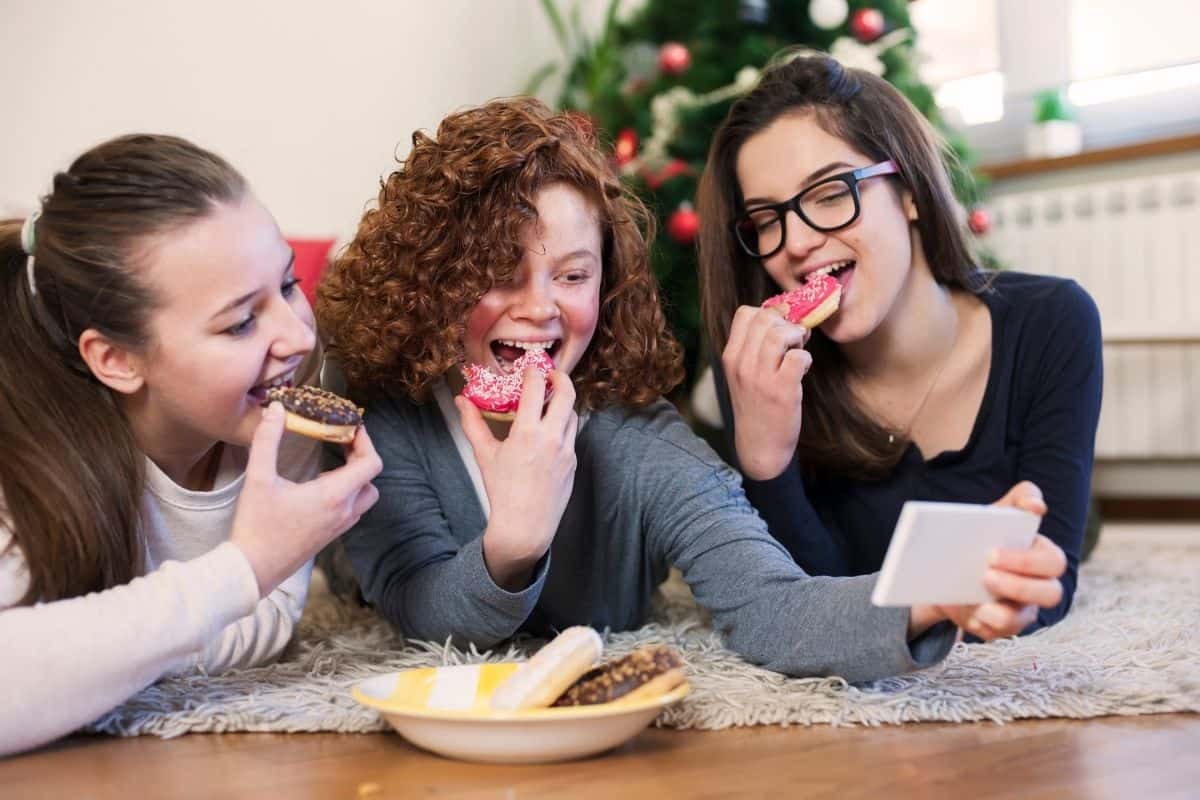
[552,645,686,706]
[264,385,363,444]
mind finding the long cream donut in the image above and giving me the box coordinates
[490,626,604,711]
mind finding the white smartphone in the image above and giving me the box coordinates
[871,501,1041,607]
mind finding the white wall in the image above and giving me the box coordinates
[0,0,593,242]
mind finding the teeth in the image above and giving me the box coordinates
[802,261,854,283]
[495,339,556,351]
[812,260,854,277]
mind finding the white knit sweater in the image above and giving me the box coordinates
[0,433,319,757]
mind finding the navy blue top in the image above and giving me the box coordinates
[713,271,1103,633]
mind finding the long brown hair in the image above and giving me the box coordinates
[697,52,986,479]
[0,134,246,604]
[318,97,683,409]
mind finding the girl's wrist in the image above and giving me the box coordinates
[229,537,275,598]
[481,525,543,592]
[737,438,794,481]
[907,604,946,639]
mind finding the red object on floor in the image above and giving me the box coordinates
[286,238,335,304]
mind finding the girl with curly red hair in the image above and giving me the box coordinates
[317,98,1065,681]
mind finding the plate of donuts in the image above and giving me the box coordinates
[351,628,689,763]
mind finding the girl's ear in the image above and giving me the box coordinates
[78,329,146,395]
[902,190,919,222]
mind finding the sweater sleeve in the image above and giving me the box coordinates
[710,361,852,575]
[0,532,259,757]
[167,559,311,676]
[1013,280,1103,631]
[166,433,323,675]
[636,404,956,682]
[339,400,548,649]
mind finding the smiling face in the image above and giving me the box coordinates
[735,112,919,343]
[462,182,602,380]
[128,194,316,452]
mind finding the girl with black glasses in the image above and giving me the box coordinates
[697,53,1101,637]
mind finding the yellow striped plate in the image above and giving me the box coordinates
[351,662,689,763]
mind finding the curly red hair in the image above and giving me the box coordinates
[317,97,684,409]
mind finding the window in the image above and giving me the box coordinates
[909,0,1003,125]
[1069,0,1200,106]
[908,0,1200,160]
[1069,0,1197,81]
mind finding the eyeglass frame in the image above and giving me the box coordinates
[730,159,900,259]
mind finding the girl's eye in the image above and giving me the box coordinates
[811,187,851,206]
[746,210,777,233]
[282,277,301,297]
[561,271,590,284]
[224,315,256,337]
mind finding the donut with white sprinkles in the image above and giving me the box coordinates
[461,348,555,422]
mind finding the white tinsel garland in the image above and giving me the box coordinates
[631,66,761,174]
[829,28,910,76]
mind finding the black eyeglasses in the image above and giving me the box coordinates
[731,160,899,259]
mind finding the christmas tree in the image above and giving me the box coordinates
[529,0,986,384]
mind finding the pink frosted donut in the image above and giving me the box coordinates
[461,349,555,421]
[762,272,841,327]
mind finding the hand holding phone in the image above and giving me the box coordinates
[872,501,1041,607]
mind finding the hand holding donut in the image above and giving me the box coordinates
[230,402,383,597]
[722,304,813,481]
[456,368,579,591]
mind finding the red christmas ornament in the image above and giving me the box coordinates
[614,128,639,166]
[968,207,991,236]
[643,158,690,189]
[668,203,700,245]
[850,8,886,43]
[658,41,692,76]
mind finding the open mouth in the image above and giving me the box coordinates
[248,372,295,403]
[489,339,561,375]
[803,260,855,286]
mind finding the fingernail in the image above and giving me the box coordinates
[988,549,1001,566]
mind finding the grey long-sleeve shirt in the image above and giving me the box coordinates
[340,392,956,683]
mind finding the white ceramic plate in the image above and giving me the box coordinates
[352,662,689,764]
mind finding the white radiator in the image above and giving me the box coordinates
[988,170,1200,460]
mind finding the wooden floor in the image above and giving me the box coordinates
[4,713,1199,800]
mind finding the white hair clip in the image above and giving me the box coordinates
[20,210,40,296]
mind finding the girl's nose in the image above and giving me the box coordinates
[514,280,560,323]
[270,297,317,361]
[783,209,828,259]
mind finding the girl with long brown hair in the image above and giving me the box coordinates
[697,53,1100,635]
[317,97,1067,681]
[0,134,381,756]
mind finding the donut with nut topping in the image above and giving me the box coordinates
[263,385,363,444]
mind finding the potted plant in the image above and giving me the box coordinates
[1025,88,1083,158]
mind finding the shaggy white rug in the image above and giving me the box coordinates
[89,527,1200,737]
